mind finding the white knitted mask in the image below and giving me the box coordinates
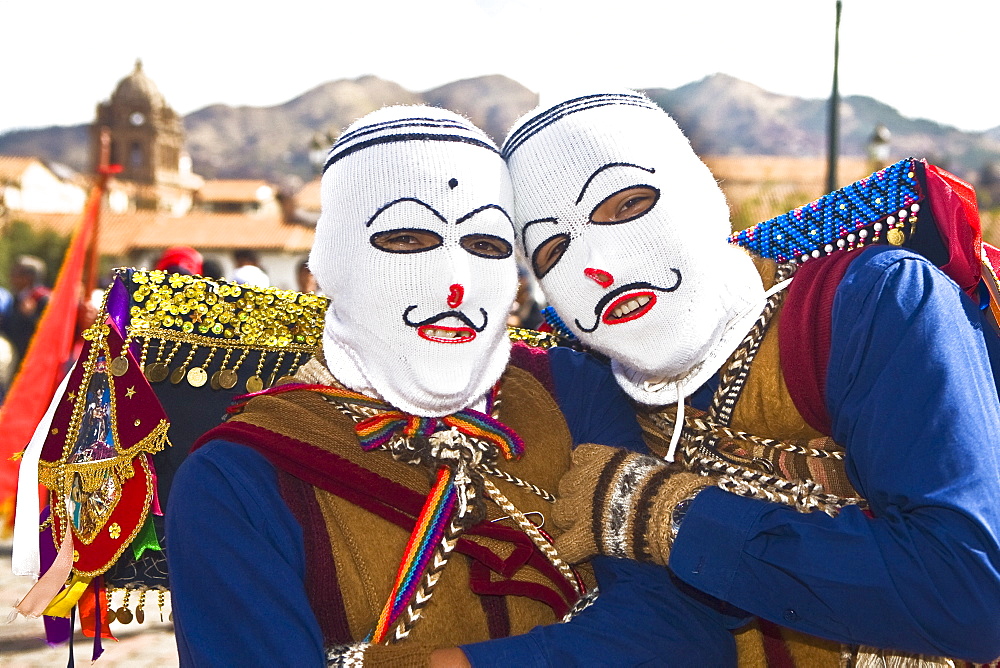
[310,106,517,416]
[503,92,764,405]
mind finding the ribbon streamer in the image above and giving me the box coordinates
[15,525,76,617]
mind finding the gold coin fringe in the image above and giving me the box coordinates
[122,268,327,392]
[105,586,173,625]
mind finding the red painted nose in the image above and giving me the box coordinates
[584,268,614,288]
[448,284,464,308]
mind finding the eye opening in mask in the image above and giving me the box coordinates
[590,185,660,225]
[459,233,513,259]
[370,228,444,254]
[531,233,571,279]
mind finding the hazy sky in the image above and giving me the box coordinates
[2,0,995,135]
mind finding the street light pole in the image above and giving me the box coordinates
[826,0,843,194]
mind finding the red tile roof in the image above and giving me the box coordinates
[196,179,274,203]
[0,155,45,183]
[8,207,314,257]
[296,177,322,211]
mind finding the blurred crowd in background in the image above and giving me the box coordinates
[0,248,544,406]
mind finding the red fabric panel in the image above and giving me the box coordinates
[758,619,797,668]
[779,251,860,435]
[925,162,982,297]
[468,559,570,619]
[277,470,353,645]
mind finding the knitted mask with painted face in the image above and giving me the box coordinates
[503,92,764,406]
[310,106,518,417]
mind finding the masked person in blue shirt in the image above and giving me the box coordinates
[501,90,1000,665]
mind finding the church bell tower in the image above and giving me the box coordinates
[92,60,191,211]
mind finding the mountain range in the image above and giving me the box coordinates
[2,73,998,187]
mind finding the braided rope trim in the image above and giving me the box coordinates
[387,517,464,643]
[561,587,600,622]
[689,452,866,516]
[649,410,846,461]
[478,463,556,502]
[710,262,796,424]
[326,642,368,666]
[481,478,583,596]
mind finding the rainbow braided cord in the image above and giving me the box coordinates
[439,410,524,460]
[369,466,457,643]
[239,383,524,461]
[355,411,439,450]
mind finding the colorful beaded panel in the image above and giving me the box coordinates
[729,159,923,263]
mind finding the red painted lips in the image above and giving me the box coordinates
[601,291,657,325]
[417,324,477,343]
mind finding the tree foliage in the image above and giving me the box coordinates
[0,219,70,291]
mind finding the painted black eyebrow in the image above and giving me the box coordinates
[576,162,656,205]
[456,203,512,225]
[365,197,446,228]
[520,217,558,253]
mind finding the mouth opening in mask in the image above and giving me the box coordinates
[417,324,477,344]
[574,270,682,333]
[602,291,656,325]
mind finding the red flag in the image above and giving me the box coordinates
[0,148,119,534]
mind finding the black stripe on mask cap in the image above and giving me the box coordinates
[323,132,499,173]
[501,93,659,160]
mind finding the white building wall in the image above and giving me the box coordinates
[16,162,86,213]
[133,250,311,293]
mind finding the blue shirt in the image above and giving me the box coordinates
[167,347,740,667]
[670,248,1000,663]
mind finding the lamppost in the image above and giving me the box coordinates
[867,123,892,171]
[309,131,338,175]
[825,0,843,194]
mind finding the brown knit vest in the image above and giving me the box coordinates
[222,363,595,652]
[639,257,960,667]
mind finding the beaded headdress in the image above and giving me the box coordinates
[729,158,983,297]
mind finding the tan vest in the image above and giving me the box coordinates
[225,363,595,657]
[639,258,956,667]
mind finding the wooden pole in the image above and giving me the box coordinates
[83,127,119,297]
[825,0,843,194]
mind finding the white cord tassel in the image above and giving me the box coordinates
[765,276,794,299]
[664,381,685,463]
[658,275,793,465]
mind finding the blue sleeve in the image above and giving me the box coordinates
[462,559,739,667]
[463,347,742,667]
[547,346,647,453]
[670,248,1000,663]
[165,441,326,668]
